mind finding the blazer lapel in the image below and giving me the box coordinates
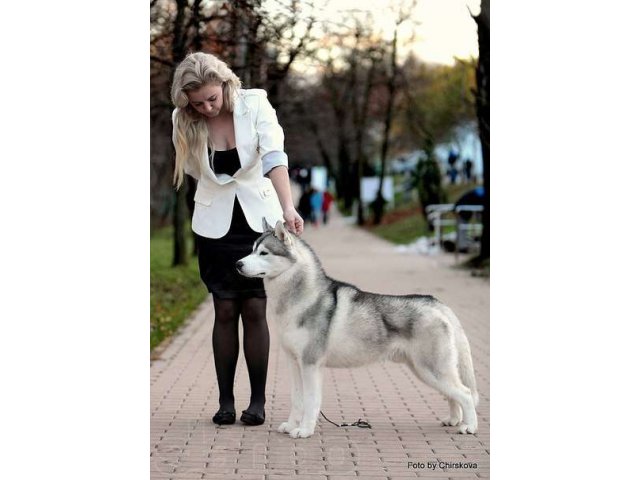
[233,91,255,170]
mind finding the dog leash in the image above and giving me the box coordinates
[319,410,372,429]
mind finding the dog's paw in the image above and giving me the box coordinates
[277,421,297,434]
[457,423,478,434]
[289,426,314,438]
[441,417,462,427]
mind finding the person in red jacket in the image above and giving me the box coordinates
[322,190,334,225]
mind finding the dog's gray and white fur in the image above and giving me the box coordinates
[236,219,479,438]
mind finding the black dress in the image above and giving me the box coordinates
[195,148,266,299]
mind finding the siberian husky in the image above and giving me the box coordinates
[236,220,479,439]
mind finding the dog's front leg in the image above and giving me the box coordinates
[278,354,303,434]
[289,363,322,438]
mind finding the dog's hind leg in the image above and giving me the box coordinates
[457,335,479,408]
[289,364,322,439]
[441,398,462,427]
[406,356,478,434]
[278,353,303,434]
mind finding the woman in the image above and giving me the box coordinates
[170,52,303,426]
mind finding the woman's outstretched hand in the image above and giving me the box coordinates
[283,207,304,236]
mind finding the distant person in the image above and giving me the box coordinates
[309,188,323,227]
[463,159,473,183]
[322,190,334,225]
[297,186,312,222]
[447,149,459,185]
[447,149,459,167]
[447,166,458,185]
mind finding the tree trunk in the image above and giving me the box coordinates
[308,117,337,183]
[330,99,352,206]
[191,0,203,51]
[372,27,399,225]
[172,186,188,266]
[171,0,189,266]
[338,141,353,209]
[354,57,375,225]
[473,0,490,260]
[187,176,198,256]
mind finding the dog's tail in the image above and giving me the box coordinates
[458,337,479,407]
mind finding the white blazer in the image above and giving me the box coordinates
[172,89,288,239]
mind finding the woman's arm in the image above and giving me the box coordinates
[268,166,304,235]
[253,91,303,234]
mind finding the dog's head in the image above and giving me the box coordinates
[236,218,298,279]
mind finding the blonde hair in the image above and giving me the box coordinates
[170,52,242,188]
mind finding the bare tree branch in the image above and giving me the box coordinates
[151,55,173,67]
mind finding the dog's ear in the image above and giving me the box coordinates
[274,220,293,247]
[262,217,274,232]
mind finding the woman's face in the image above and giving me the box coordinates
[186,83,224,118]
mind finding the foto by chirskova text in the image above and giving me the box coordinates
[408,460,478,471]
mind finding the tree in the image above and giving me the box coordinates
[353,45,382,225]
[322,57,356,207]
[371,1,415,225]
[399,56,477,154]
[294,9,395,214]
[169,0,191,267]
[472,0,489,261]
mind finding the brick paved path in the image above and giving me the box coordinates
[151,211,489,480]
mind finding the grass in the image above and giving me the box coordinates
[369,214,428,244]
[150,226,208,352]
[364,203,427,244]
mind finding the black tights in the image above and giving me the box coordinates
[212,296,269,415]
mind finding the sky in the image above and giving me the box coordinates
[316,0,481,65]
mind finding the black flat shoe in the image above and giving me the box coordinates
[240,409,265,426]
[212,410,236,425]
